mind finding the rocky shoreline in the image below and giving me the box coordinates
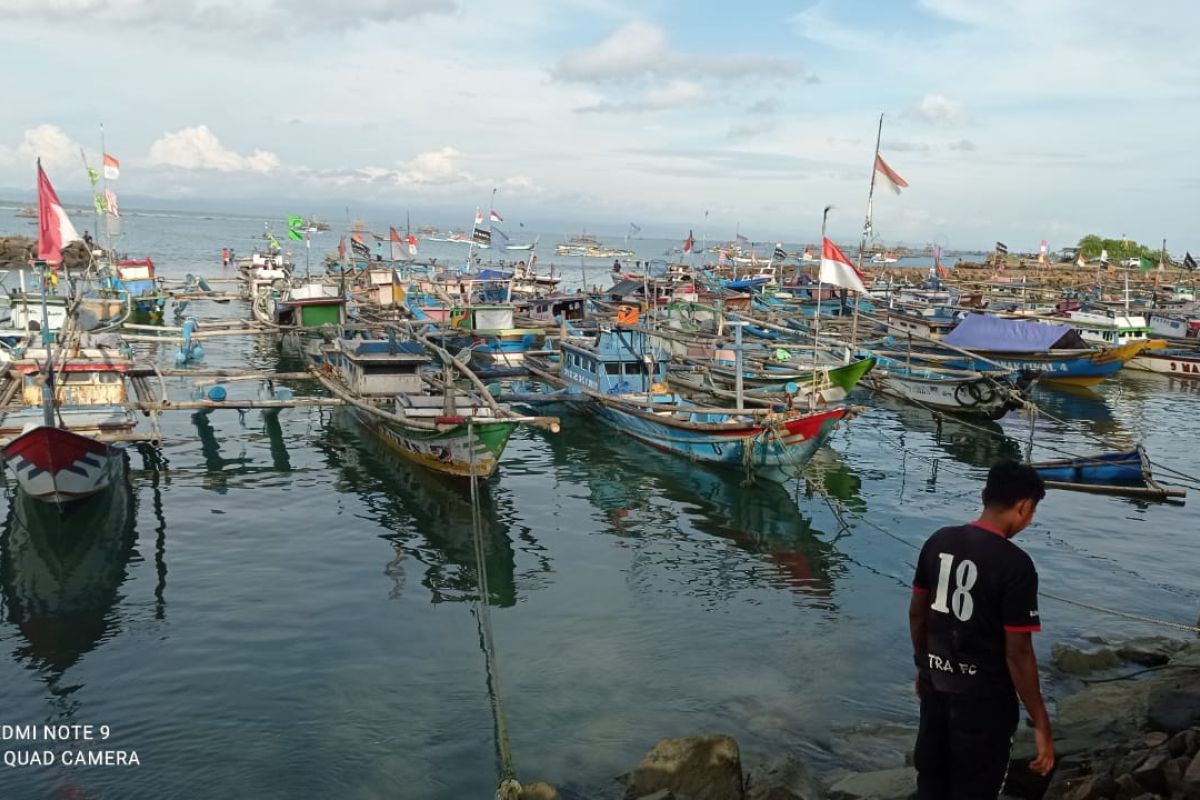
[512,636,1200,800]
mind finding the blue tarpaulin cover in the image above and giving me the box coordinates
[942,313,1083,352]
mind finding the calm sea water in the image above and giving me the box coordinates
[0,209,1197,799]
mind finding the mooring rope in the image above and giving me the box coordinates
[467,423,519,795]
[808,476,1200,635]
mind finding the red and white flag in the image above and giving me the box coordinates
[1076,252,1085,267]
[103,153,120,180]
[474,208,484,226]
[718,249,727,265]
[406,234,418,256]
[682,230,695,254]
[490,209,503,222]
[819,237,868,293]
[36,162,82,265]
[874,154,908,195]
[104,188,119,217]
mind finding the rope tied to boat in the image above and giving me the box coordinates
[467,423,519,794]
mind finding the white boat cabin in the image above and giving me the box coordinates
[336,340,430,397]
[1066,309,1151,346]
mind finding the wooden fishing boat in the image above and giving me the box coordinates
[0,344,135,504]
[526,328,855,483]
[939,313,1154,386]
[315,337,540,479]
[1028,446,1185,501]
[1127,347,1200,378]
[860,356,1029,419]
[446,305,545,367]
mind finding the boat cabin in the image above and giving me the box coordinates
[560,328,668,394]
[450,305,516,332]
[274,284,347,328]
[886,305,961,340]
[1066,309,1152,346]
[515,296,587,324]
[336,340,430,397]
[10,358,130,407]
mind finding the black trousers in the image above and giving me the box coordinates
[914,676,1019,800]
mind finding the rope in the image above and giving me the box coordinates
[806,474,1200,635]
[467,423,518,792]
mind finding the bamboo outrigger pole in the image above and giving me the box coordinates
[851,113,885,349]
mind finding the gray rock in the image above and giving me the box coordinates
[1143,732,1170,749]
[1053,644,1122,675]
[1163,757,1186,795]
[1184,750,1200,797]
[1114,772,1142,799]
[745,756,823,800]
[624,735,744,800]
[1132,752,1169,795]
[1168,730,1199,759]
[636,792,675,800]
[827,767,916,800]
[1147,687,1200,735]
[1116,637,1188,667]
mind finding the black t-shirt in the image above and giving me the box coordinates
[912,522,1041,695]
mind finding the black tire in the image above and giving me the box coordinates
[954,382,978,407]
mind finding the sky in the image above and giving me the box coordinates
[0,0,1197,250]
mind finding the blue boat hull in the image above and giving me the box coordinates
[591,401,847,483]
[1031,450,1144,485]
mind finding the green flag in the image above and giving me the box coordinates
[287,215,304,241]
[87,167,100,186]
[1139,256,1155,273]
[93,193,106,213]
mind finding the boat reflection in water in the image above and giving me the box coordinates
[319,409,528,607]
[537,423,857,603]
[0,472,137,677]
[865,394,1022,470]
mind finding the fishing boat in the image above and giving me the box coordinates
[860,356,1029,419]
[1127,347,1200,378]
[445,304,545,367]
[315,337,546,479]
[526,328,855,483]
[939,313,1153,386]
[0,341,135,504]
[103,258,167,320]
[1028,446,1185,501]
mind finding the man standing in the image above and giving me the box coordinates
[909,461,1055,799]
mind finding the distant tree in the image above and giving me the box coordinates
[1076,235,1156,261]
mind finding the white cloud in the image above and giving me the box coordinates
[577,80,706,113]
[555,20,666,82]
[0,0,456,33]
[396,147,471,185]
[148,126,280,173]
[908,94,964,125]
[13,125,86,172]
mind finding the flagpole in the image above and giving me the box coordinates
[99,122,109,255]
[851,114,883,350]
[79,146,99,266]
[814,205,832,385]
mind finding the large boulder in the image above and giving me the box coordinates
[1052,643,1122,675]
[1148,686,1200,735]
[624,735,744,800]
[827,767,916,800]
[745,756,823,800]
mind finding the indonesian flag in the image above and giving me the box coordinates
[104,188,119,217]
[406,234,418,256]
[489,209,503,222]
[874,154,908,195]
[819,236,868,293]
[337,237,347,260]
[1076,252,1086,267]
[718,249,727,265]
[474,208,484,226]
[683,230,695,254]
[103,153,120,180]
[37,162,82,265]
[389,226,405,260]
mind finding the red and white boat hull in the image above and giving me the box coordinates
[2,426,124,503]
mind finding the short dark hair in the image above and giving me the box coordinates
[982,460,1046,508]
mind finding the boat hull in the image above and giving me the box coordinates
[351,408,515,478]
[592,402,848,483]
[946,341,1151,386]
[1031,449,1145,485]
[864,372,1015,419]
[1127,350,1200,379]
[2,426,125,503]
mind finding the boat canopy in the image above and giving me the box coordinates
[943,313,1087,352]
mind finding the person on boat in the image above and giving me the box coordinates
[221,247,230,267]
[612,259,621,273]
[83,230,94,249]
[909,460,1054,799]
